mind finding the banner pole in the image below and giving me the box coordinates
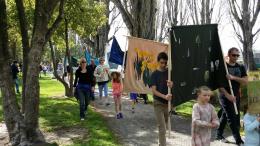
[122,36,128,74]
[167,29,172,138]
[217,31,238,115]
[121,36,128,93]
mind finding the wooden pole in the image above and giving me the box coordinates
[218,32,239,115]
[167,30,172,137]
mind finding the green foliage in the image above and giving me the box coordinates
[6,0,36,61]
[65,0,107,37]
[47,0,107,63]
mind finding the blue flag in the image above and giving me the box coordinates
[85,48,91,65]
[109,37,124,65]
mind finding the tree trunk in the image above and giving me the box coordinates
[95,24,109,57]
[229,0,259,70]
[131,0,156,39]
[112,0,157,40]
[93,0,110,57]
[243,35,257,70]
[15,0,31,114]
[49,40,72,97]
[0,1,25,145]
[64,18,74,97]
[1,0,64,144]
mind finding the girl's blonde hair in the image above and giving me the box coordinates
[194,86,212,96]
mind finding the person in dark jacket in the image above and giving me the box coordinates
[87,59,97,105]
[11,61,20,94]
[73,58,95,120]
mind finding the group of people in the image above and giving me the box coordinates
[73,57,148,120]
[151,48,259,146]
[72,47,259,146]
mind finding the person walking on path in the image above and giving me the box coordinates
[94,57,110,106]
[73,58,95,121]
[192,86,219,146]
[130,93,138,113]
[111,71,123,119]
[216,47,248,145]
[11,60,20,94]
[87,59,97,107]
[150,52,173,146]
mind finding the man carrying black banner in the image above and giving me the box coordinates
[216,47,248,145]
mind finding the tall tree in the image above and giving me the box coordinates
[155,0,189,42]
[0,0,65,145]
[83,0,110,57]
[187,0,224,24]
[49,0,106,96]
[111,0,157,40]
[229,0,260,70]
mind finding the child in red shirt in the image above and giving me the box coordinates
[111,72,123,119]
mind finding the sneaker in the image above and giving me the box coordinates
[131,108,135,113]
[236,140,244,145]
[80,118,85,121]
[116,114,120,119]
[216,136,229,143]
[119,113,123,119]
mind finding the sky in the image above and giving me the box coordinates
[107,1,260,56]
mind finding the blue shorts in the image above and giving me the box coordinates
[130,93,138,100]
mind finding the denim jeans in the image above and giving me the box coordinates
[77,88,91,118]
[98,83,108,97]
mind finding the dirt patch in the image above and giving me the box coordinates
[0,123,87,146]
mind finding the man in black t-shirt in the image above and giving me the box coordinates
[150,52,173,146]
[216,47,248,145]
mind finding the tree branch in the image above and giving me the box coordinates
[111,0,134,33]
[109,11,120,26]
[251,0,260,26]
[230,16,244,43]
[253,28,260,37]
[228,0,243,28]
[45,0,65,42]
[15,0,30,50]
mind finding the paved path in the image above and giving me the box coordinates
[94,89,240,146]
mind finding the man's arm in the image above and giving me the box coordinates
[152,85,171,101]
[226,74,248,85]
[219,87,236,102]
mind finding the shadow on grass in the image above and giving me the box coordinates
[39,96,120,146]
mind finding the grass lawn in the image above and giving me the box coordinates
[0,76,120,146]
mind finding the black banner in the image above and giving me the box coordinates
[170,24,227,106]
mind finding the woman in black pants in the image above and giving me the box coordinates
[74,58,95,120]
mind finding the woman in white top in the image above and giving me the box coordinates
[94,57,110,105]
